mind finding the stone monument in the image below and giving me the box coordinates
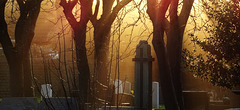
[123,81,131,94]
[152,82,159,108]
[133,40,154,110]
[41,84,52,100]
[113,80,123,94]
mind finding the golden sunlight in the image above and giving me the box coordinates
[93,0,97,5]
[66,0,72,3]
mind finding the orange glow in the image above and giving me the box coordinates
[66,0,72,3]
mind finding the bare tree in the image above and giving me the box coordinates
[146,0,194,109]
[0,0,43,97]
[60,0,93,109]
[60,0,133,107]
[90,0,132,105]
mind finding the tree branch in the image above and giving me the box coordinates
[109,0,132,24]
[102,0,115,19]
[79,0,93,24]
[16,0,24,11]
[179,0,194,30]
[0,0,14,59]
[60,0,78,29]
[27,0,42,26]
[163,18,170,34]
[158,0,171,19]
[91,0,100,26]
[146,0,158,22]
[169,0,179,22]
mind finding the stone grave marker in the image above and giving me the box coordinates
[41,84,52,100]
[133,40,154,110]
[152,82,159,108]
[113,80,123,94]
[123,81,131,94]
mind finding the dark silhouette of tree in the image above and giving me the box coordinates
[146,0,194,110]
[0,0,43,97]
[183,0,240,89]
[90,0,132,105]
[60,0,92,109]
[60,0,132,108]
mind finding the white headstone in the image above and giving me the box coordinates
[113,80,123,94]
[41,84,52,100]
[152,82,159,108]
[123,81,131,94]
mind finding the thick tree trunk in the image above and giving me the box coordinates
[8,56,24,97]
[93,25,111,105]
[94,28,111,86]
[73,25,90,110]
[152,24,180,110]
[0,0,41,97]
[167,19,184,110]
[8,53,32,97]
[90,0,132,106]
[60,0,93,108]
[23,53,33,97]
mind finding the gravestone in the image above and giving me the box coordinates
[152,82,159,108]
[123,81,131,94]
[0,97,38,110]
[113,80,123,94]
[41,84,52,100]
[133,40,154,110]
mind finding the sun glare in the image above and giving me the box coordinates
[66,0,72,3]
[93,0,97,5]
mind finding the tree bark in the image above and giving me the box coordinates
[93,24,111,105]
[8,55,24,97]
[23,53,33,97]
[73,25,90,110]
[167,22,184,110]
[60,0,92,109]
[152,22,180,110]
[90,0,132,105]
[0,0,42,97]
[94,25,111,86]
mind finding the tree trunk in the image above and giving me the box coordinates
[94,28,111,86]
[8,53,32,97]
[8,55,24,97]
[167,19,184,110]
[0,0,42,97]
[94,25,111,105]
[23,52,33,97]
[152,23,180,110]
[73,24,90,110]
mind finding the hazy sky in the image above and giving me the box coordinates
[3,0,209,85]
